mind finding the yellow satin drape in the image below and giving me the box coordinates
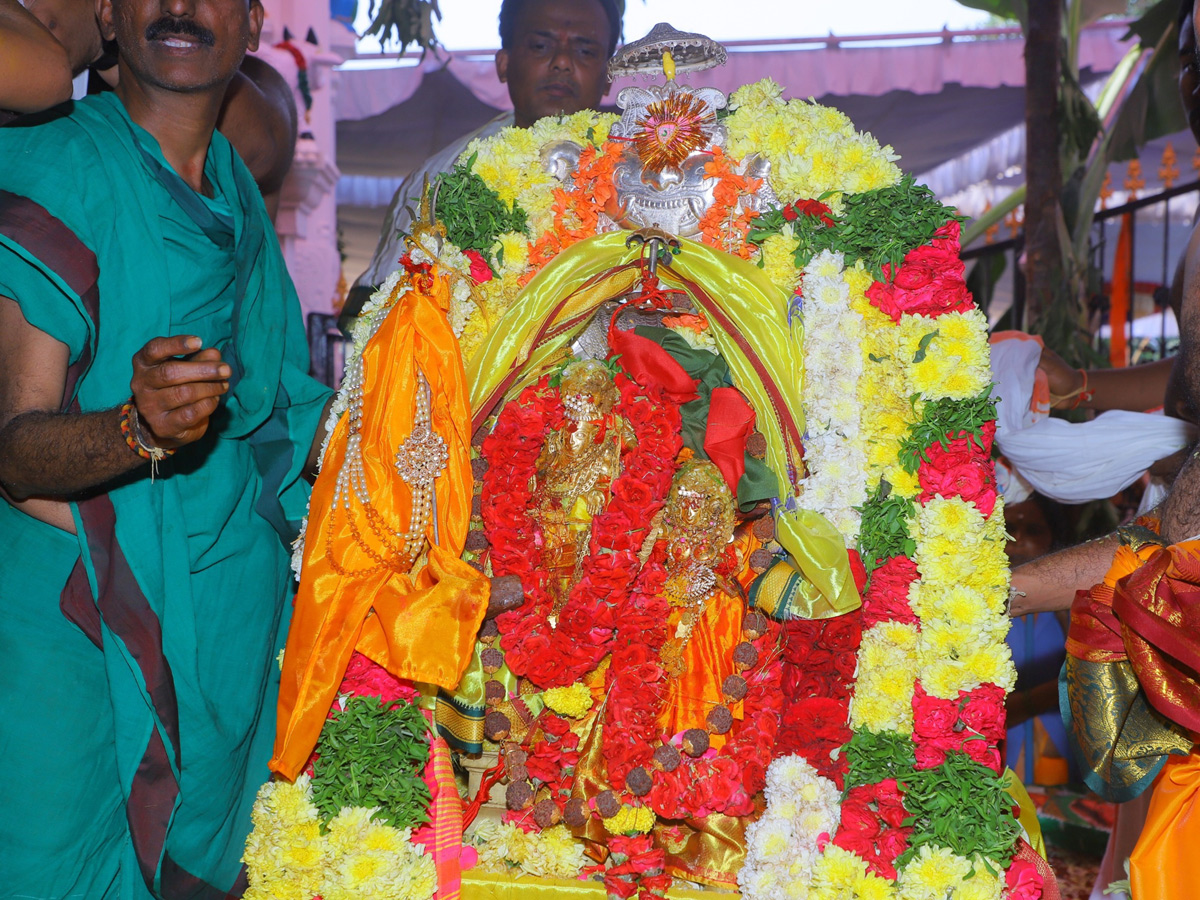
[465,231,858,617]
[271,271,490,781]
[461,872,713,900]
[1131,751,1200,900]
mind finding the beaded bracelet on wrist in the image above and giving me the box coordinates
[119,399,176,479]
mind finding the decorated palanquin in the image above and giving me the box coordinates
[243,24,1050,900]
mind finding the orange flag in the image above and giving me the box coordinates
[1109,212,1133,368]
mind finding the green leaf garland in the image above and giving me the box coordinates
[435,153,528,265]
[897,388,998,475]
[897,752,1021,869]
[844,729,916,791]
[856,480,917,575]
[310,696,432,832]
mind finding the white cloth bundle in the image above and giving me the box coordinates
[990,336,1195,505]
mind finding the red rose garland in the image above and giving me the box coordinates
[775,614,861,786]
[482,370,681,689]
[916,419,997,516]
[602,544,784,819]
[865,221,975,323]
[911,682,1006,773]
[831,777,912,880]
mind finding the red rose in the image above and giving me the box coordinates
[874,782,909,829]
[829,651,858,685]
[960,683,1007,740]
[819,616,862,652]
[877,825,911,862]
[919,454,997,517]
[837,796,881,841]
[922,435,976,471]
[1005,853,1044,900]
[790,199,835,226]
[799,696,850,733]
[805,647,837,671]
[742,758,767,794]
[913,685,961,737]
[781,204,798,221]
[847,548,868,594]
[525,755,561,784]
[783,620,824,656]
[963,738,1003,773]
[463,248,494,283]
[914,744,947,769]
[893,262,935,292]
[793,668,837,698]
[863,554,919,626]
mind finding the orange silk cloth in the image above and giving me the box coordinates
[1131,751,1200,900]
[1069,538,1200,735]
[658,590,744,746]
[271,271,490,780]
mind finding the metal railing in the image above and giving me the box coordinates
[964,177,1200,360]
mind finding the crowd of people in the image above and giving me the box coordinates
[3,0,1200,896]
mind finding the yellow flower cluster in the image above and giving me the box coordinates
[242,777,435,900]
[849,621,919,735]
[912,497,1015,699]
[464,111,617,241]
[760,229,803,295]
[458,231,530,362]
[603,803,657,836]
[811,844,898,900]
[850,269,920,500]
[542,681,594,718]
[726,79,901,210]
[470,822,588,880]
[899,310,991,401]
[897,846,1004,900]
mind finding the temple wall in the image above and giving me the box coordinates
[257,0,349,319]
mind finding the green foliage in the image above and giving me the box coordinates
[856,480,917,575]
[829,176,963,280]
[747,177,960,280]
[898,388,998,475]
[844,729,916,791]
[898,751,1022,869]
[363,0,442,55]
[953,0,1027,29]
[435,153,528,266]
[310,696,432,832]
[1107,2,1186,163]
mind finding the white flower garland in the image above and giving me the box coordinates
[795,250,868,544]
[741,756,842,900]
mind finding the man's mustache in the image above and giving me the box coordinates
[145,17,216,46]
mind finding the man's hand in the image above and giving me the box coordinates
[130,335,230,449]
[1038,345,1084,409]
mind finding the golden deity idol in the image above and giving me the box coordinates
[531,360,637,609]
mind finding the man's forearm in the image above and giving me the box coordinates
[1009,533,1119,616]
[0,408,144,498]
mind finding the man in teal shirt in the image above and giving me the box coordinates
[0,0,331,896]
